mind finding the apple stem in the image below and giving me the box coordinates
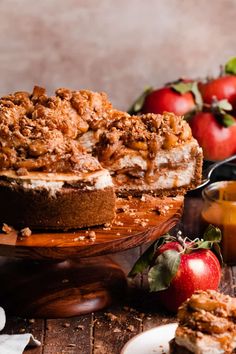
[176,231,186,252]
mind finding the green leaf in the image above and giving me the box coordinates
[225,57,236,75]
[190,81,203,108]
[171,81,203,109]
[148,250,180,292]
[194,240,213,249]
[203,224,222,243]
[171,82,193,94]
[128,236,166,277]
[127,87,153,114]
[222,114,236,127]
[217,99,233,112]
[212,242,224,266]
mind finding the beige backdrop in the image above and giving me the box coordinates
[0,0,236,110]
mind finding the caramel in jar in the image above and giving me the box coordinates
[201,181,236,264]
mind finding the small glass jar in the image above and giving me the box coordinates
[201,181,236,264]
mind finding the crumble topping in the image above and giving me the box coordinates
[0,86,194,177]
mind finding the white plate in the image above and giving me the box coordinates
[121,323,177,354]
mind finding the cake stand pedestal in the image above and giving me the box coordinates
[0,195,183,318]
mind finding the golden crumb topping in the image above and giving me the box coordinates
[0,86,194,174]
[0,87,112,173]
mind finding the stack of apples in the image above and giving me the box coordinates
[129,57,236,161]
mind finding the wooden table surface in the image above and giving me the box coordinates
[2,194,236,354]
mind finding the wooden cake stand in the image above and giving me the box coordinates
[0,195,183,318]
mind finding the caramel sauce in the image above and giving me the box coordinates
[201,182,236,264]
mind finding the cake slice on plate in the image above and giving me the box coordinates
[169,290,236,354]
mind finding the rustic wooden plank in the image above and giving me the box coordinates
[93,306,142,354]
[2,317,44,354]
[91,246,142,354]
[43,316,92,354]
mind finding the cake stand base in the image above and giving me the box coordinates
[0,256,127,318]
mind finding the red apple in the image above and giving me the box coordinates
[199,76,236,108]
[152,241,221,312]
[128,81,201,116]
[129,226,222,313]
[141,87,196,116]
[189,111,236,161]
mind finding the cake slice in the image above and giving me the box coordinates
[93,112,202,196]
[169,290,236,354]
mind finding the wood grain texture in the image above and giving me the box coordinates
[0,256,127,318]
[0,196,183,260]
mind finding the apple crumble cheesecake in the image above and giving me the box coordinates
[169,290,236,354]
[0,86,202,229]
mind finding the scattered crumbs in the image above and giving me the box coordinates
[67,344,76,348]
[104,223,111,228]
[2,223,15,234]
[116,232,120,236]
[114,220,124,226]
[73,236,85,241]
[134,218,149,227]
[155,204,172,216]
[146,316,152,320]
[141,195,146,202]
[28,318,35,324]
[127,325,135,332]
[62,279,69,283]
[105,312,119,322]
[19,328,26,333]
[103,226,111,231]
[128,229,132,233]
[88,230,96,241]
[63,322,70,328]
[76,325,84,330]
[140,221,147,227]
[118,205,130,213]
[128,210,136,216]
[74,231,96,242]
[134,316,142,322]
[113,327,121,333]
[18,227,32,238]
